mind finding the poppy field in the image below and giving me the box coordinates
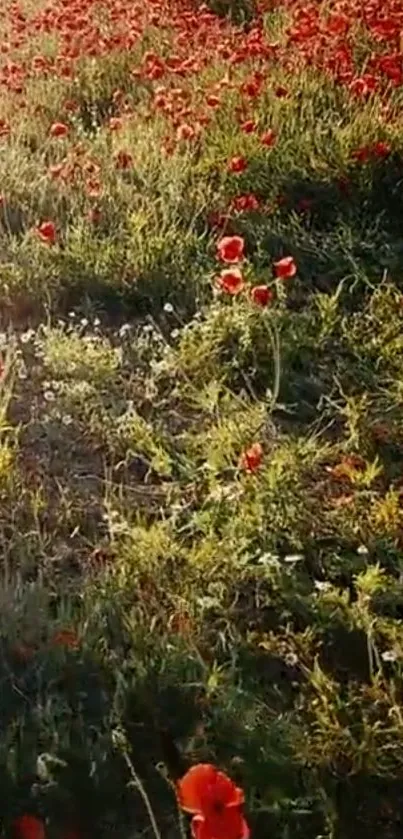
[2,0,403,836]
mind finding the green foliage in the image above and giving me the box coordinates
[2,2,403,838]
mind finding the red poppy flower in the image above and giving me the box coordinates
[216,269,244,295]
[13,815,46,839]
[352,146,371,163]
[327,454,366,481]
[0,119,10,138]
[49,121,69,138]
[216,236,244,263]
[177,764,248,839]
[372,141,391,159]
[230,194,260,213]
[206,94,220,108]
[240,442,263,473]
[87,207,102,224]
[51,628,79,650]
[85,178,103,198]
[153,92,168,110]
[48,162,65,179]
[169,610,193,635]
[176,123,196,142]
[250,285,273,307]
[178,764,244,814]
[273,256,297,279]
[241,79,262,99]
[109,117,123,131]
[64,100,78,113]
[227,156,248,174]
[240,120,256,134]
[349,74,377,97]
[115,150,133,169]
[260,129,276,147]
[36,221,57,245]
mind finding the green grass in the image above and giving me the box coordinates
[2,1,403,837]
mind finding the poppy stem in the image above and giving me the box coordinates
[176,802,188,839]
[157,761,188,839]
[238,317,281,449]
[113,729,163,839]
[264,317,281,415]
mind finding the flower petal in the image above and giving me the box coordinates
[191,808,249,839]
[13,815,46,839]
[177,764,244,814]
[178,764,218,814]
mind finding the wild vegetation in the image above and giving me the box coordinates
[1,0,403,836]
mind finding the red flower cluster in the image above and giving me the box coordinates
[0,0,394,249]
[282,0,403,99]
[215,237,296,302]
[177,764,249,839]
[352,141,391,163]
[230,194,260,213]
